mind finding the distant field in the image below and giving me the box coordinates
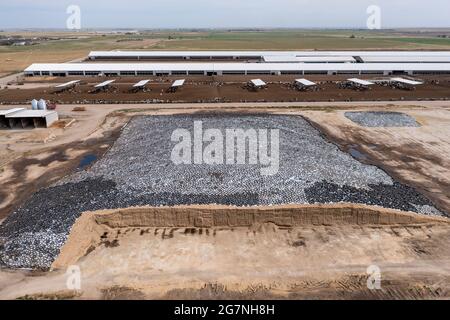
[152,30,450,50]
[0,34,162,76]
[1,30,450,76]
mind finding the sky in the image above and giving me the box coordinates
[0,0,449,29]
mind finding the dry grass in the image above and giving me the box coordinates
[72,106,86,112]
[0,35,162,75]
[16,290,81,300]
[101,286,146,300]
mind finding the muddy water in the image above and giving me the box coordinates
[78,154,98,170]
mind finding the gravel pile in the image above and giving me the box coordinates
[0,114,442,269]
[344,111,420,127]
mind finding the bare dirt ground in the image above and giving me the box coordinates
[1,75,450,104]
[0,101,449,299]
[0,106,128,218]
[1,220,449,300]
[303,107,450,214]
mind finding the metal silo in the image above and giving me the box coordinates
[31,99,38,110]
[38,99,47,110]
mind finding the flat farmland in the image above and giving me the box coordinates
[151,30,450,50]
[0,34,162,76]
[2,29,450,77]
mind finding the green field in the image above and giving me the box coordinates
[1,30,450,76]
[151,30,450,50]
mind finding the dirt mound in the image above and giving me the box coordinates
[52,203,449,269]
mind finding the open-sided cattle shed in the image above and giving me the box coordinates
[391,77,423,86]
[132,79,150,92]
[54,80,80,92]
[1,109,58,129]
[248,79,267,91]
[168,79,186,92]
[344,78,375,90]
[0,108,26,128]
[294,78,317,90]
[92,80,116,92]
[390,77,424,90]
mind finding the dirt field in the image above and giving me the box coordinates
[1,212,449,300]
[1,75,450,104]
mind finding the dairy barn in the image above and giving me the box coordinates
[23,50,450,77]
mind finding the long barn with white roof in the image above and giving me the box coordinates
[24,62,450,77]
[23,50,450,77]
[87,50,450,60]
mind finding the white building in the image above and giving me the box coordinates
[0,109,58,129]
[24,62,450,77]
[24,51,450,77]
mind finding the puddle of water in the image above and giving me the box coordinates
[349,146,368,161]
[78,154,97,170]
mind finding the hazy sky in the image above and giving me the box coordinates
[0,0,449,29]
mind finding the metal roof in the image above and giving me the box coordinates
[89,50,450,58]
[94,80,115,88]
[262,56,300,63]
[5,110,57,118]
[55,80,80,88]
[171,79,185,87]
[250,79,266,87]
[390,77,423,85]
[295,79,316,86]
[295,51,450,57]
[348,78,375,86]
[361,56,450,63]
[133,80,150,88]
[24,62,450,73]
[263,56,356,63]
[0,108,26,116]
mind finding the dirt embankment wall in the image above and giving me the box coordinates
[52,204,449,269]
[93,204,448,228]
